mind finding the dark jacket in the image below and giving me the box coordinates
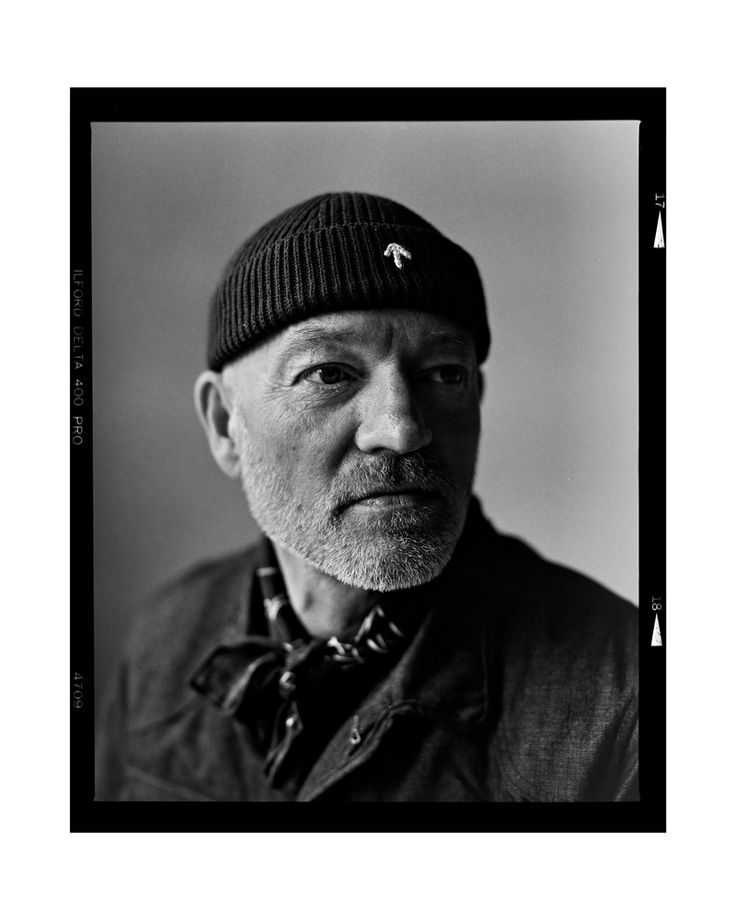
[96,500,638,802]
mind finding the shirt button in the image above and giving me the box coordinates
[279,671,297,692]
[349,716,362,747]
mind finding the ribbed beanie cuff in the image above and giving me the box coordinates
[208,192,490,370]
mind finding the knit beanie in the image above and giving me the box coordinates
[207,191,490,370]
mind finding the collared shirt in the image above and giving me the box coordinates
[96,498,639,802]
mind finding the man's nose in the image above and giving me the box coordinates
[354,370,432,455]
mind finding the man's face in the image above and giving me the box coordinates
[222,309,481,592]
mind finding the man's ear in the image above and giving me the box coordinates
[193,371,242,479]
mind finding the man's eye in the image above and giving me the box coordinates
[428,365,467,385]
[302,364,354,386]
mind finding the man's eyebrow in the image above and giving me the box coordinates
[420,330,475,353]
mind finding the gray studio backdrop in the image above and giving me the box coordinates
[92,121,639,701]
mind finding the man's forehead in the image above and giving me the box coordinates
[276,310,475,355]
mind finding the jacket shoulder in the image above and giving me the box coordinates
[122,545,261,727]
[482,523,637,653]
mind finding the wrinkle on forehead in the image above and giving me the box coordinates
[279,309,474,360]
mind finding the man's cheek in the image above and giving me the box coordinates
[268,440,330,496]
[434,410,480,450]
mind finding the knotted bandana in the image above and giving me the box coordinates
[191,548,427,791]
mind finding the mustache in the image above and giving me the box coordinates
[331,453,455,509]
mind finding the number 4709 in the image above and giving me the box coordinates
[73,673,83,709]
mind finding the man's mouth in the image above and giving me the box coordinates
[342,487,438,509]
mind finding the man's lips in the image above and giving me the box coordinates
[342,487,438,509]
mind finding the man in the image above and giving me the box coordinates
[96,191,638,802]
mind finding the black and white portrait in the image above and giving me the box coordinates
[74,93,661,827]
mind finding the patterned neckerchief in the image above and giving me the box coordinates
[257,561,410,685]
[192,546,429,792]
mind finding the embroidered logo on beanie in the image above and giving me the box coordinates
[383,243,412,269]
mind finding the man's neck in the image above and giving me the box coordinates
[272,543,378,639]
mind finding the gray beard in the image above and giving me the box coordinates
[234,430,474,593]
